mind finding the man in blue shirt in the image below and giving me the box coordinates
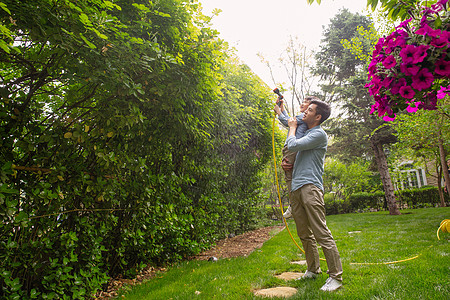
[273,96,312,218]
[286,99,343,292]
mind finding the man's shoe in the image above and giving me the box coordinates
[283,206,292,218]
[297,270,319,280]
[320,277,342,292]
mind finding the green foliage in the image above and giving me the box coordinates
[396,186,450,208]
[312,9,397,164]
[0,0,275,298]
[390,102,450,158]
[313,9,372,88]
[329,186,450,215]
[341,23,380,63]
[323,158,382,199]
[346,191,386,212]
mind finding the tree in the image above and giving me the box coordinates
[312,8,372,103]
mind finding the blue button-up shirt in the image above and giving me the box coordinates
[286,125,328,192]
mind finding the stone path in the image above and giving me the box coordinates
[254,287,298,298]
[253,260,308,298]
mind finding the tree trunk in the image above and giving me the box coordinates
[438,135,449,204]
[370,139,401,215]
[436,164,445,207]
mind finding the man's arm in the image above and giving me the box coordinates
[286,131,326,152]
[287,117,326,152]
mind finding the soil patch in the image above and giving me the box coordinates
[193,223,285,260]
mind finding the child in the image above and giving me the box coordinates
[273,96,315,218]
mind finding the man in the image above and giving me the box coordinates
[286,99,343,292]
[273,96,314,218]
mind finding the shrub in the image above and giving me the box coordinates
[396,186,450,208]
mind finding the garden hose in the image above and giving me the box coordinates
[271,114,326,262]
[348,220,448,265]
[350,254,422,265]
[437,219,450,240]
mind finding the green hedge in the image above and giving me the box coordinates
[0,1,278,299]
[396,186,450,208]
[325,187,449,215]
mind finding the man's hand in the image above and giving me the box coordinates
[281,159,293,171]
[288,117,298,129]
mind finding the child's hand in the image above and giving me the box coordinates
[276,97,284,107]
[273,105,281,115]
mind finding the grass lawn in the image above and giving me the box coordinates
[120,207,449,299]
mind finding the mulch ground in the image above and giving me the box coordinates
[193,224,285,260]
[94,223,285,299]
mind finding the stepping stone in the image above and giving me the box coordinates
[254,287,297,298]
[290,260,307,265]
[348,231,362,234]
[275,272,303,281]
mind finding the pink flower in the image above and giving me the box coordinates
[391,78,407,95]
[437,86,450,99]
[406,101,420,113]
[396,18,412,30]
[370,102,378,114]
[413,44,429,64]
[418,92,438,110]
[399,44,416,63]
[368,60,378,77]
[367,76,383,96]
[431,0,448,12]
[382,76,395,88]
[415,23,440,37]
[435,58,450,76]
[411,68,434,91]
[400,62,420,76]
[373,95,391,117]
[431,35,448,48]
[383,113,396,121]
[383,55,397,69]
[399,86,415,99]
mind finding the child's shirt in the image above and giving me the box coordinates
[278,110,308,145]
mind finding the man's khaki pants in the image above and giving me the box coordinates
[290,184,343,281]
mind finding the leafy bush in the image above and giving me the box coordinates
[327,187,449,215]
[0,1,277,299]
[347,191,386,212]
[396,186,450,208]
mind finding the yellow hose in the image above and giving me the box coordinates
[437,219,449,240]
[350,254,422,265]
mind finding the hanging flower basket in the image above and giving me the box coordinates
[366,0,450,121]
